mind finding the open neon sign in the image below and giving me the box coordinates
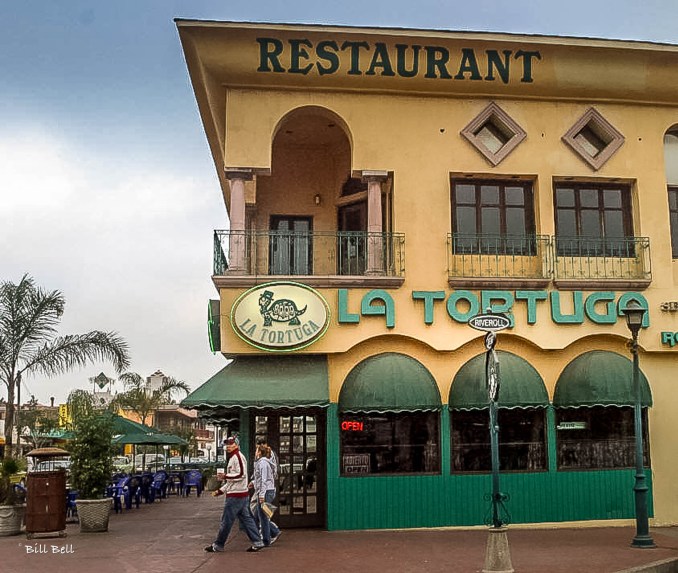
[341,421,364,432]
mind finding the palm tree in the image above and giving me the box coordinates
[0,273,130,455]
[113,372,190,427]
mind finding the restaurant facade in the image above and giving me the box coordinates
[178,20,678,531]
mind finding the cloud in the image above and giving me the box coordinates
[0,125,226,403]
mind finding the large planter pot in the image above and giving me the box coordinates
[0,504,25,536]
[76,498,112,533]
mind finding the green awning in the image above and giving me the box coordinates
[449,351,548,410]
[338,353,441,413]
[182,355,329,409]
[553,350,652,408]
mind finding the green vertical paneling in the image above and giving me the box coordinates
[325,404,654,530]
[546,405,557,472]
[239,410,251,459]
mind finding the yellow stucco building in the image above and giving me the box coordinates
[179,20,678,531]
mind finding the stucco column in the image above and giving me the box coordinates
[361,170,388,275]
[225,169,253,272]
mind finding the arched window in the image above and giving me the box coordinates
[338,353,441,475]
[553,350,652,470]
[664,127,678,258]
[449,351,549,473]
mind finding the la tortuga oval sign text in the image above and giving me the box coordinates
[231,282,331,351]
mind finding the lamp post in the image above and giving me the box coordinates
[163,445,170,470]
[620,299,655,549]
[206,444,212,463]
[468,310,513,573]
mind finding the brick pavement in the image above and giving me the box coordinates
[2,494,678,573]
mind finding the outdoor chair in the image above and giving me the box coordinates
[167,472,183,495]
[140,472,155,503]
[109,475,142,513]
[150,470,168,501]
[183,469,203,497]
[66,490,78,519]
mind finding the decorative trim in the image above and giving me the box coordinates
[460,102,527,166]
[213,275,405,289]
[561,108,625,171]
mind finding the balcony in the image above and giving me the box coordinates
[213,230,405,288]
[553,236,651,289]
[447,234,551,288]
[447,234,652,289]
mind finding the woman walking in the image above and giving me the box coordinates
[252,444,281,546]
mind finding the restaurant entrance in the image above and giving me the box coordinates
[251,409,326,528]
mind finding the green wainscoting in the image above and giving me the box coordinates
[326,404,653,530]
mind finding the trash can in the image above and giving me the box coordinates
[25,447,69,539]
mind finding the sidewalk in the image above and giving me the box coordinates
[2,494,678,573]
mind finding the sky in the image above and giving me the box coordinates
[2,0,678,405]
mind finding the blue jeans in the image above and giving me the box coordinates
[257,489,280,545]
[214,495,263,549]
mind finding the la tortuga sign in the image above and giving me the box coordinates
[231,282,331,351]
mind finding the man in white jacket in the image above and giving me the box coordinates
[205,437,264,553]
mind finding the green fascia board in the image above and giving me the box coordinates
[182,354,329,409]
[553,350,652,407]
[449,350,549,410]
[338,352,442,413]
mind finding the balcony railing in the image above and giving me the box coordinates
[553,236,651,284]
[447,234,551,284]
[214,230,405,278]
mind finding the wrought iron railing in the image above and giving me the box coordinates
[553,236,651,282]
[214,230,405,277]
[447,234,551,281]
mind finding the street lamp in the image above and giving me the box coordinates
[206,444,212,463]
[163,445,170,470]
[620,299,655,549]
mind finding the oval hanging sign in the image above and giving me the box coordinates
[231,281,331,351]
[468,313,511,332]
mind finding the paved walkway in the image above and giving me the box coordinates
[2,494,678,573]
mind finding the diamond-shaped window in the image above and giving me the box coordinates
[562,108,624,171]
[460,102,526,166]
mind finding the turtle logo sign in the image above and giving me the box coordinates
[468,313,511,332]
[231,282,330,351]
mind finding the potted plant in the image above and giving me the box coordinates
[67,390,115,532]
[0,457,27,536]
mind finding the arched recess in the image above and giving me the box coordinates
[337,352,441,475]
[664,124,678,258]
[448,350,549,473]
[552,350,651,471]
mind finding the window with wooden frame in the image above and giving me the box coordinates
[451,179,536,255]
[554,182,634,257]
[669,187,678,258]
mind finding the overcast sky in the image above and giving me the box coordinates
[2,0,678,405]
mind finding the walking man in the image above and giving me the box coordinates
[205,437,264,553]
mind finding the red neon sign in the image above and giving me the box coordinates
[341,420,364,432]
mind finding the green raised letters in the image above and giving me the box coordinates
[412,291,446,325]
[515,290,547,324]
[337,289,360,324]
[550,291,584,324]
[361,289,396,328]
[447,290,480,323]
[584,292,616,324]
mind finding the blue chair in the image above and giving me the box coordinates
[183,470,203,497]
[150,470,168,501]
[66,490,78,519]
[109,475,142,513]
[167,472,183,495]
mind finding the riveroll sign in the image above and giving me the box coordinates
[231,282,331,351]
[468,313,511,332]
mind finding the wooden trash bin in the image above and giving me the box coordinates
[25,470,67,538]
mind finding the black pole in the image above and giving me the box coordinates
[485,331,503,529]
[630,333,655,548]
